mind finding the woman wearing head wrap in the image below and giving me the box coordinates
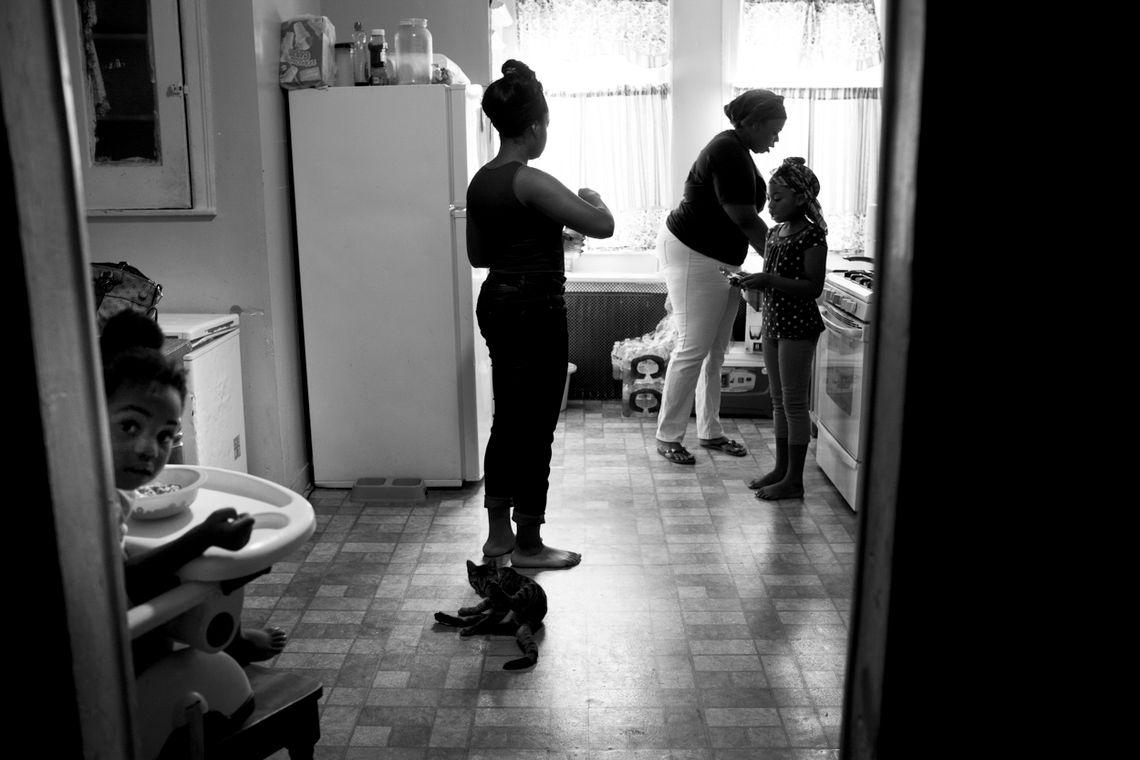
[738,157,828,500]
[654,89,787,466]
[467,59,614,569]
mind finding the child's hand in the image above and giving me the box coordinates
[201,507,255,551]
[739,272,772,290]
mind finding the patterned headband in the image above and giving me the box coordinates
[771,158,827,234]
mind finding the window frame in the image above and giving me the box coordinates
[63,0,217,217]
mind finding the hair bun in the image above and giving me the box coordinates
[501,59,535,80]
[784,156,806,167]
[100,310,164,362]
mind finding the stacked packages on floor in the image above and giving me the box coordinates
[611,315,677,417]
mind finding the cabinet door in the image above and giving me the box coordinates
[64,0,215,214]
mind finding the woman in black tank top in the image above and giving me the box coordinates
[467,60,614,570]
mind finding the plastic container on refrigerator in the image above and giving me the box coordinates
[158,313,248,473]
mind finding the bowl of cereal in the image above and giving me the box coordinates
[130,466,206,520]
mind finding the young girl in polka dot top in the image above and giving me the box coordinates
[739,157,827,500]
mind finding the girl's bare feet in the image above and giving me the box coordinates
[754,479,804,501]
[755,443,808,501]
[510,544,582,569]
[747,468,785,490]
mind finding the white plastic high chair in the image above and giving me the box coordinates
[123,467,316,760]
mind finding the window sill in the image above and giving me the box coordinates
[566,249,659,276]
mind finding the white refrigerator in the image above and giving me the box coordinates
[288,84,493,488]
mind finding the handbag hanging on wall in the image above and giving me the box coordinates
[91,261,164,333]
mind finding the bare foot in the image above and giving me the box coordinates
[482,537,515,557]
[226,626,287,665]
[747,469,785,490]
[754,480,805,501]
[511,545,582,569]
[483,513,515,557]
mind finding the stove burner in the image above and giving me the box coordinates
[843,271,875,290]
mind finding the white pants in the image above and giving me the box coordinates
[655,226,741,444]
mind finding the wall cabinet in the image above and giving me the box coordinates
[63,0,215,215]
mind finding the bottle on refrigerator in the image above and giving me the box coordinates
[392,18,432,84]
[351,21,369,86]
[368,29,388,85]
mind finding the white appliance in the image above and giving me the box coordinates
[811,269,874,511]
[288,84,494,488]
[158,313,248,473]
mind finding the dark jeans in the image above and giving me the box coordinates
[476,271,569,526]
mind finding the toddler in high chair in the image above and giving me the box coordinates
[101,310,287,670]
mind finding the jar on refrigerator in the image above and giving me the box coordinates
[392,18,432,85]
[368,29,388,85]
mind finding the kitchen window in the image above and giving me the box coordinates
[63,0,216,216]
[496,0,883,256]
[494,0,671,255]
[734,0,885,253]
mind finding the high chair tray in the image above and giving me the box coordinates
[123,466,315,582]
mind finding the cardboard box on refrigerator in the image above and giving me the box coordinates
[279,15,335,90]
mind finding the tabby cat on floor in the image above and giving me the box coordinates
[434,560,547,670]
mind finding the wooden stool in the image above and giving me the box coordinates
[212,665,323,760]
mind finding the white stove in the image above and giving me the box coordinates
[823,270,874,322]
[812,267,875,511]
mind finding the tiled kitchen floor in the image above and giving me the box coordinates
[247,400,859,760]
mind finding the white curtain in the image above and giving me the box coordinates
[732,0,884,253]
[743,87,881,253]
[535,87,671,210]
[511,0,673,252]
[514,0,670,89]
[505,0,882,254]
[735,0,884,85]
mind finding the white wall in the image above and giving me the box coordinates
[84,0,316,491]
[321,0,491,84]
[670,1,732,197]
[253,0,315,490]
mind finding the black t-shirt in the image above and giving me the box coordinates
[665,130,765,266]
[467,161,564,273]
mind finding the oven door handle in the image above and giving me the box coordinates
[821,306,865,338]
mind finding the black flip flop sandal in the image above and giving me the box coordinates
[699,438,747,456]
[657,443,695,465]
